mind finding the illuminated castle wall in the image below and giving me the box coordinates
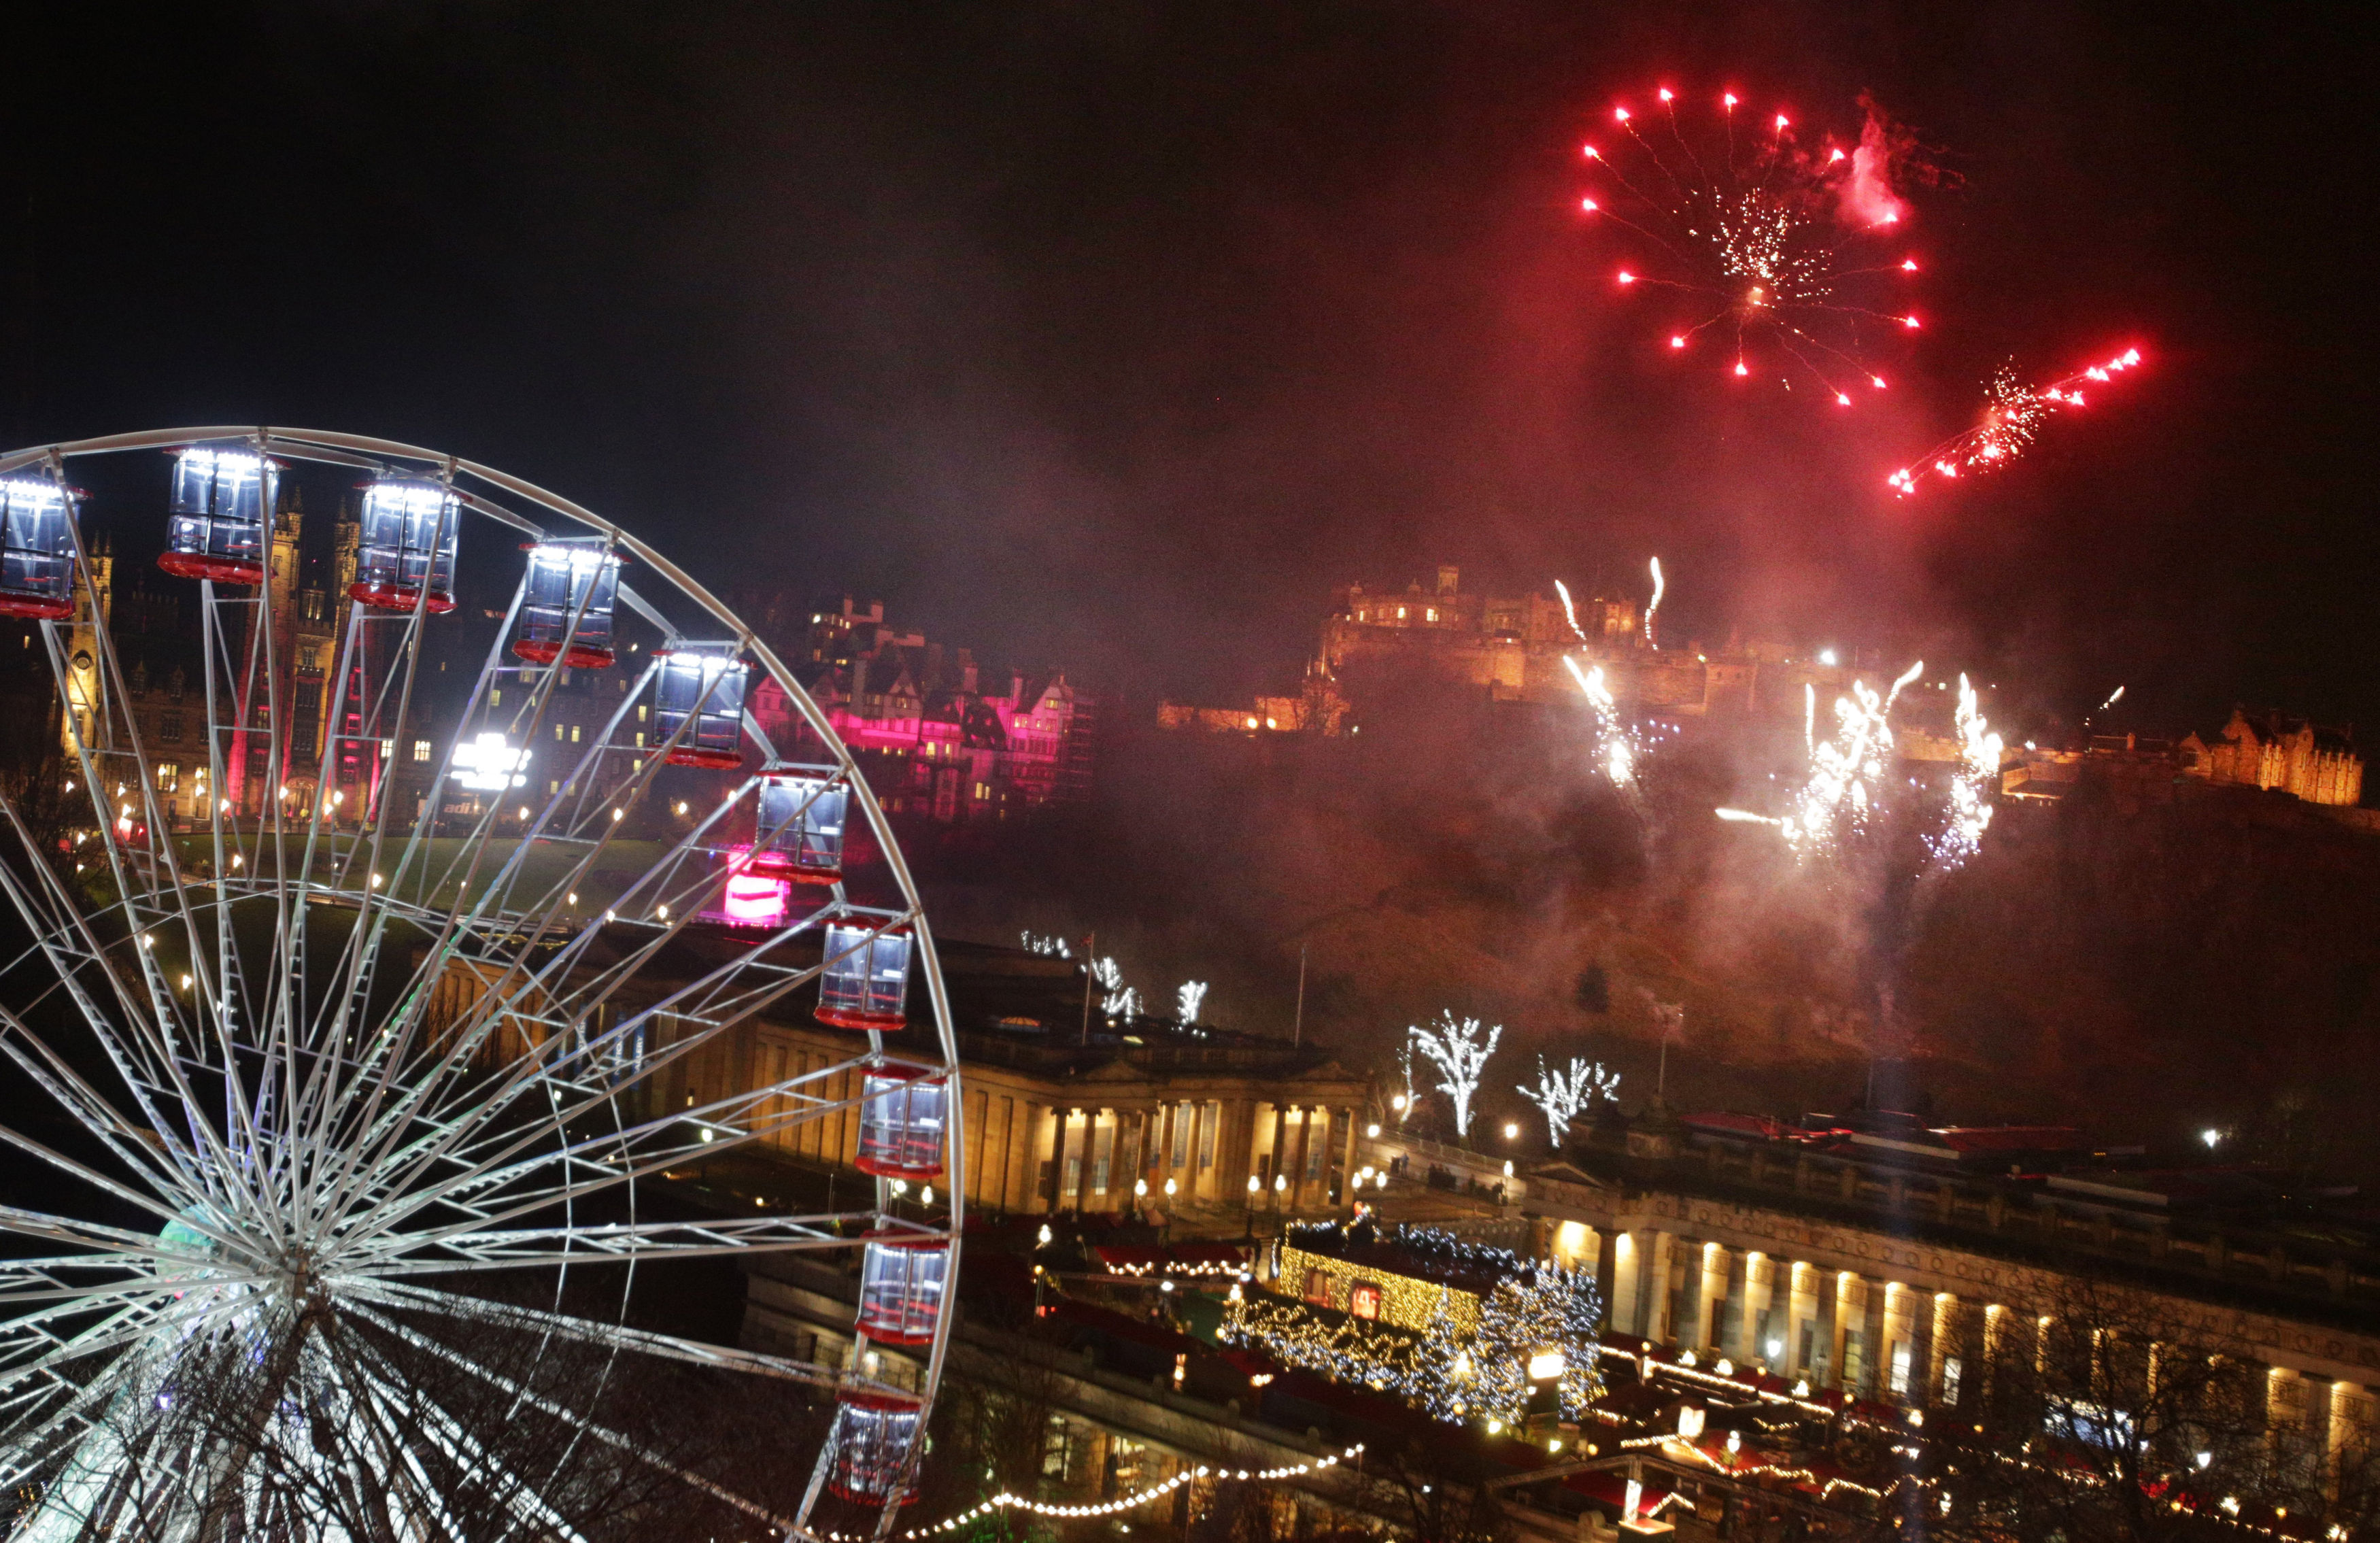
[2182,708,2364,807]
[1162,564,1856,734]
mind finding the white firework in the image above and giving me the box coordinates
[1174,981,1208,1023]
[1928,673,2003,870]
[0,429,962,1541]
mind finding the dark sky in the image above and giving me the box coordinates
[10,3,2377,732]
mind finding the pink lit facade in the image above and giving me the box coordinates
[738,597,1096,824]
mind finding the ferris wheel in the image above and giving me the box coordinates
[0,428,962,1541]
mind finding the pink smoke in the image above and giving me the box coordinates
[1837,98,1910,228]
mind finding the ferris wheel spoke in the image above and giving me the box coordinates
[333,1053,878,1251]
[330,1338,590,1543]
[343,1295,802,1537]
[350,1211,888,1273]
[347,1276,895,1398]
[0,1008,260,1231]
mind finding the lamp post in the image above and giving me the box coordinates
[1244,1173,1259,1240]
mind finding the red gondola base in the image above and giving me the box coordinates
[156,552,267,585]
[825,1391,926,1506]
[511,638,617,669]
[0,593,74,621]
[665,746,745,769]
[816,1006,906,1033]
[742,851,840,885]
[855,1151,945,1181]
[347,580,458,614]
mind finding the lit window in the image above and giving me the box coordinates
[570,724,581,743]
[489,688,501,706]
[1350,1283,1382,1320]
[559,668,572,687]
[554,724,566,742]
[411,739,431,763]
[636,704,648,723]
[634,731,645,747]
[154,763,180,793]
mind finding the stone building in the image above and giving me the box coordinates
[2183,707,2364,807]
[1470,1116,2380,1485]
[1159,564,1858,732]
[607,934,1370,1219]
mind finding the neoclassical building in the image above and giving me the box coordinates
[613,936,1371,1218]
[1480,1124,2380,1480]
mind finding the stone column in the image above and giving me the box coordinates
[1735,1252,1774,1364]
[1028,1102,1058,1214]
[1611,1232,1644,1336]
[2330,1382,2373,1505]
[1693,1242,1729,1353]
[1831,1271,1867,1393]
[1928,1293,1960,1408]
[2270,1366,2307,1469]
[1786,1261,1819,1378]
[1288,1107,1317,1211]
[1881,1281,1918,1402]
[1265,1104,1291,1210]
[1339,1107,1360,1208]
[1644,1232,1677,1344]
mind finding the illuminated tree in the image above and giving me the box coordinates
[1410,1012,1501,1140]
[1518,1055,1621,1145]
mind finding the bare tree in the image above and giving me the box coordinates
[1410,1013,1500,1143]
[33,1274,832,1543]
[1925,1272,2295,1543]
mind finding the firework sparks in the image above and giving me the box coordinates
[1888,347,2145,495]
[1563,655,1637,787]
[1722,664,2005,870]
[1928,673,2003,870]
[1644,556,1665,648]
[1721,662,1921,858]
[1580,87,1926,400]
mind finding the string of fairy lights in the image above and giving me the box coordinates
[817,1444,1367,1541]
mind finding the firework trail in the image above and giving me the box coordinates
[1554,577,1645,792]
[1580,87,1926,402]
[1644,556,1665,648]
[1888,347,2144,495]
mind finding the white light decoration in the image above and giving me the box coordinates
[449,730,530,792]
[1410,1011,1501,1139]
[1520,1054,1622,1145]
[1175,979,1208,1023]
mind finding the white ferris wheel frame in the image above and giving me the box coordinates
[0,426,966,1540]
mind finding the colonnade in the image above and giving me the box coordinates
[1544,1211,2380,1489]
[942,1085,1364,1217]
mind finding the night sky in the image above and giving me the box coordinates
[10,3,2376,736]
